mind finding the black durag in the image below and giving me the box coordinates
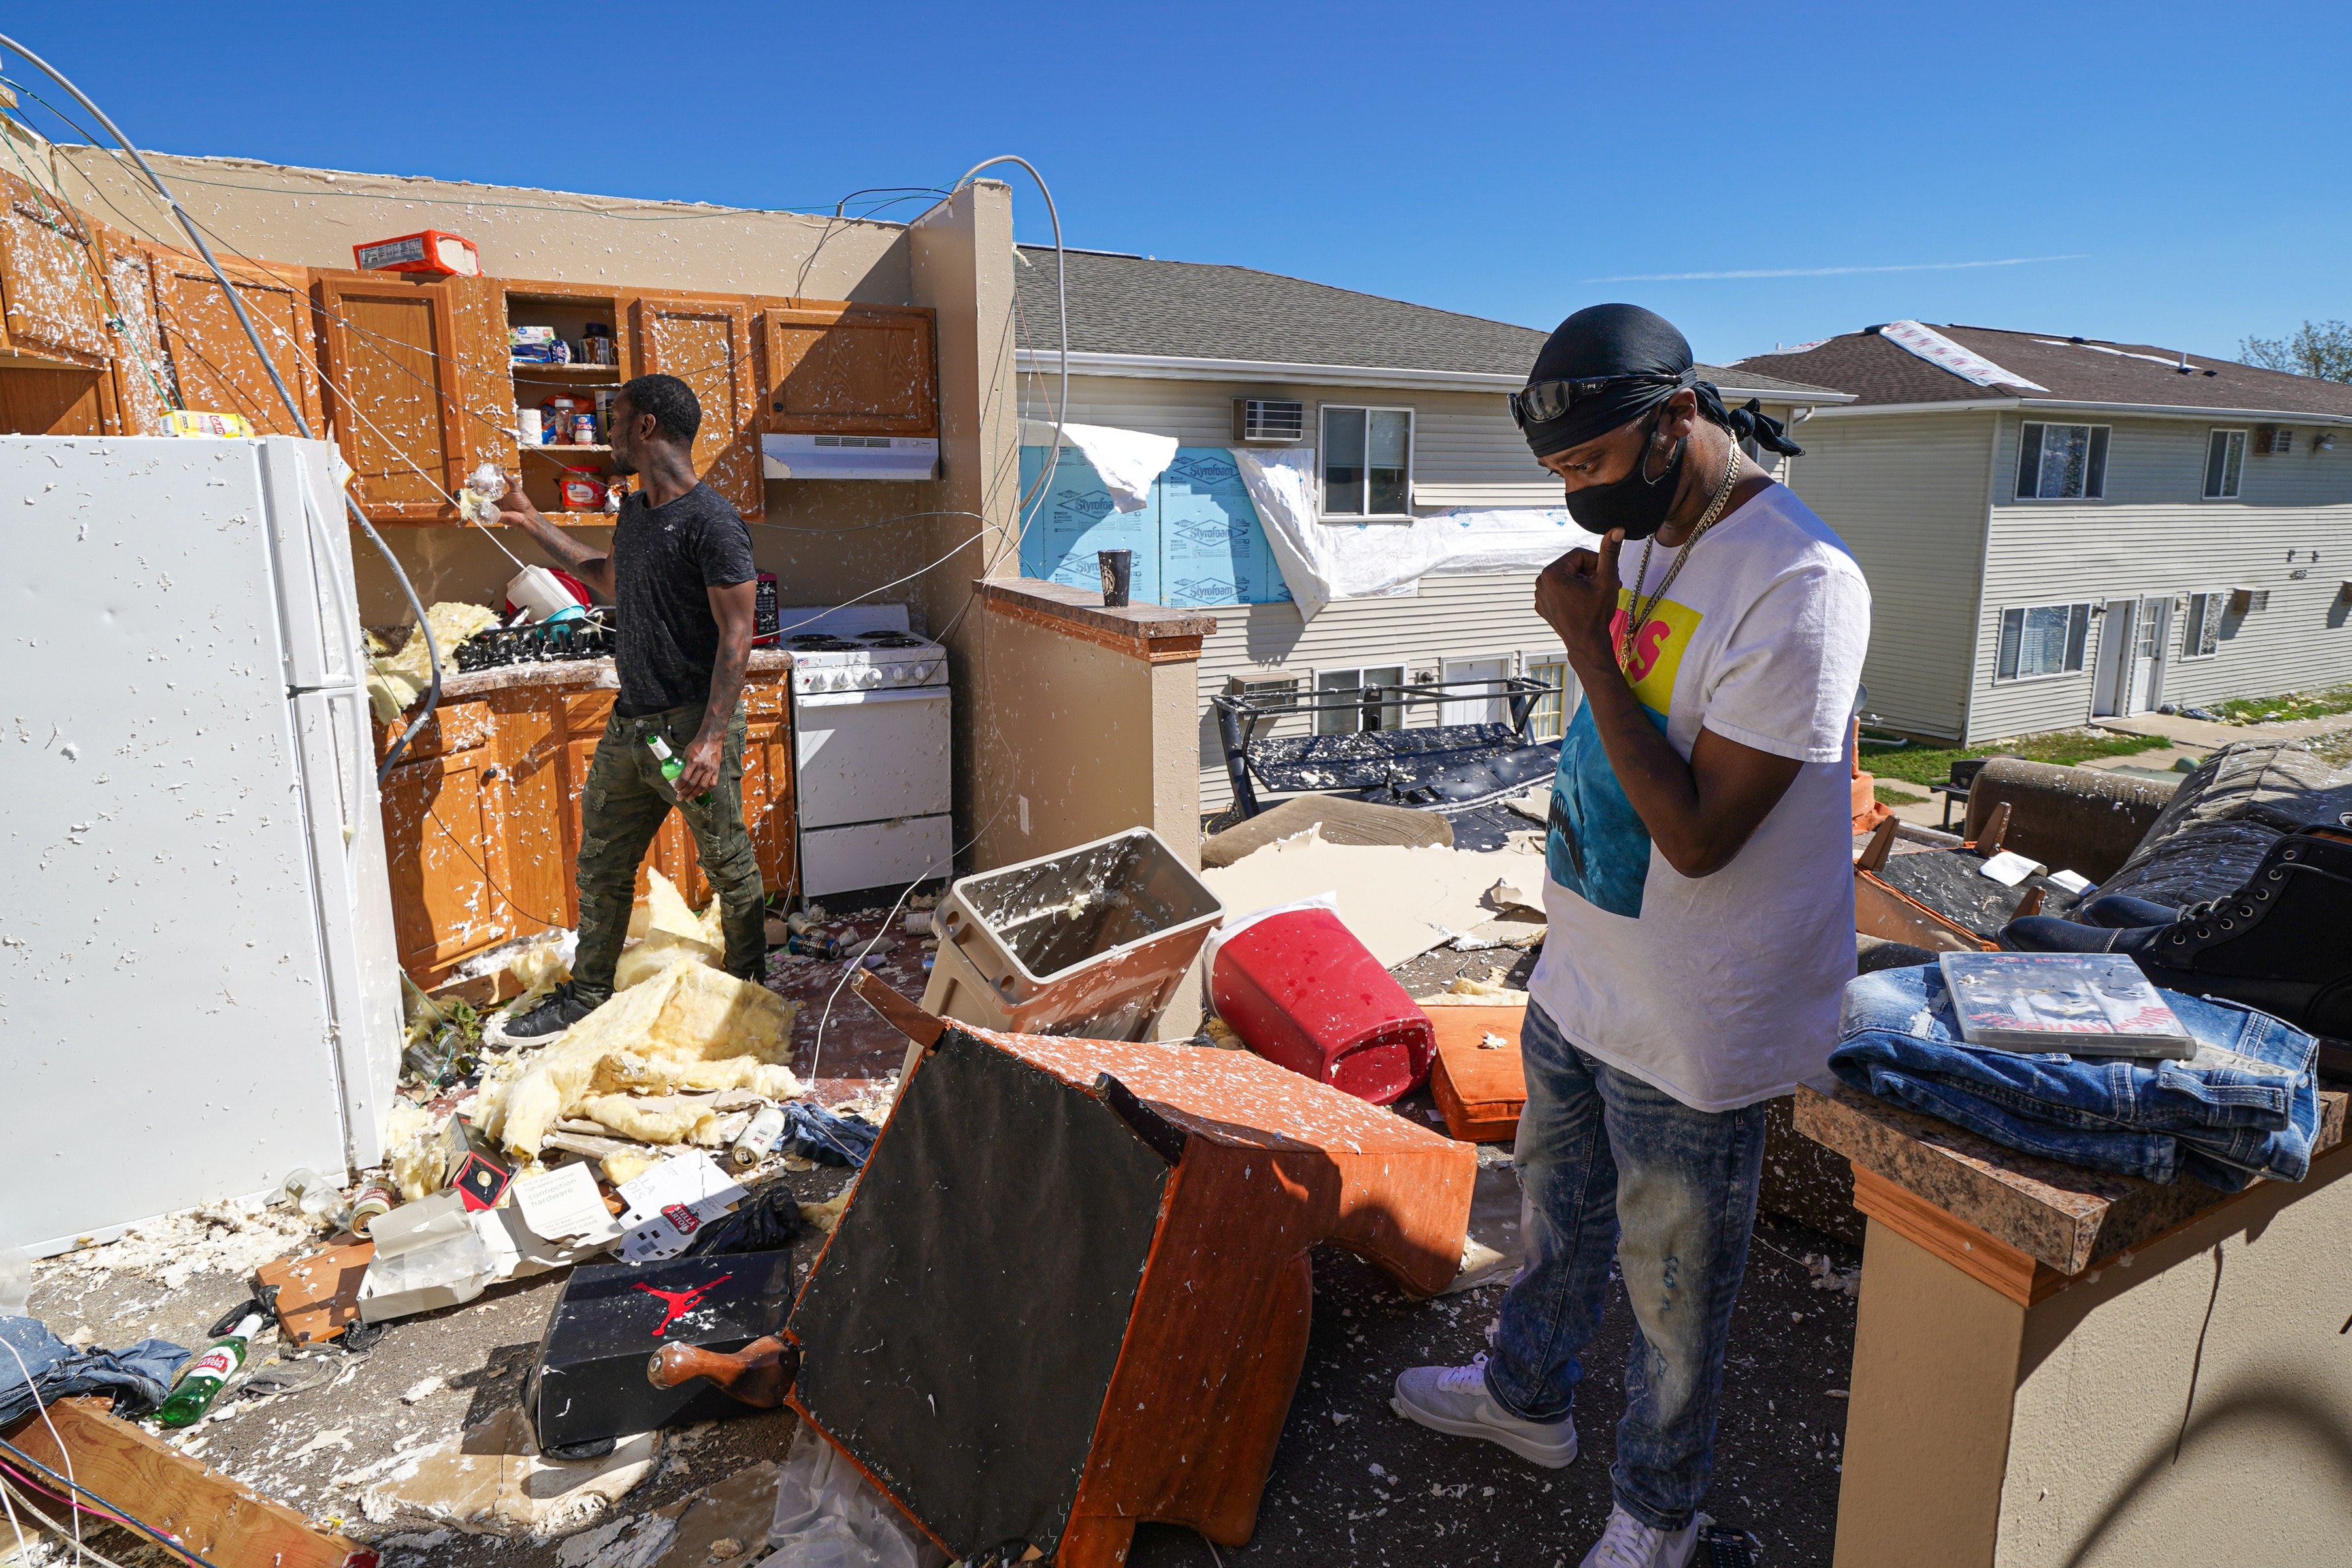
[1518,302,1804,460]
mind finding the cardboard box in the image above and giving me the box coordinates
[1428,1004,1528,1143]
[357,1168,624,1324]
[526,1249,795,1450]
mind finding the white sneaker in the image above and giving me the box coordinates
[1388,1354,1577,1467]
[1578,1504,1709,1568]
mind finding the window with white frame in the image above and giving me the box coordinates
[2203,430,2246,499]
[2015,423,2109,499]
[1315,665,1404,734]
[1995,602,2093,681]
[2181,591,2226,659]
[1524,659,1572,742]
[1321,406,1412,517]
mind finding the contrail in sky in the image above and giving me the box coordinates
[1585,254,2088,282]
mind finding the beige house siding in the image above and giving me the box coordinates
[1780,412,1995,741]
[1017,374,1820,809]
[1967,413,2352,741]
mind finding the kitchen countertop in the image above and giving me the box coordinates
[1794,1077,2347,1278]
[409,649,794,705]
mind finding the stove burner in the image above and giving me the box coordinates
[859,633,924,647]
[788,635,862,650]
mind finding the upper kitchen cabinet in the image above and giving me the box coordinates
[153,253,324,436]
[0,170,113,367]
[630,293,762,516]
[502,282,627,521]
[313,269,505,522]
[103,246,175,435]
[759,301,937,436]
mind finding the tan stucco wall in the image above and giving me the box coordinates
[1835,1143,2352,1567]
[1994,1145,2352,1566]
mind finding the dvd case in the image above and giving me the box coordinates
[1936,951,2195,1059]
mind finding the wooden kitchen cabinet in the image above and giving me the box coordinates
[758,300,937,436]
[380,666,796,988]
[313,269,505,522]
[630,291,762,515]
[0,170,113,367]
[152,252,323,436]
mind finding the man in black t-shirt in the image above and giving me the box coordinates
[496,374,765,1037]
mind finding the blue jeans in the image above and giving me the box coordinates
[1484,1002,1767,1532]
[1832,965,2319,1190]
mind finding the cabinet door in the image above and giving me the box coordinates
[742,713,796,896]
[759,301,937,436]
[314,269,465,521]
[488,689,568,943]
[380,753,506,985]
[155,253,322,434]
[630,293,761,515]
[0,366,106,434]
[0,171,111,364]
[104,246,176,434]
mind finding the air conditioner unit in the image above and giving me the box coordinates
[2230,585,2270,613]
[1225,672,1303,710]
[2255,425,2295,455]
[1233,399,1305,444]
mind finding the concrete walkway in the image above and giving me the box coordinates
[2090,710,2352,750]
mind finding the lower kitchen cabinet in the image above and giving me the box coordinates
[377,664,794,989]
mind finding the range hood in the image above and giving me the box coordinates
[762,433,939,482]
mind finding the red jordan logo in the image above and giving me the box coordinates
[633,1276,732,1336]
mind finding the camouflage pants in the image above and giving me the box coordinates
[572,700,766,1003]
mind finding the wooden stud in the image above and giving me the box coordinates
[1,1398,376,1567]
[1857,815,1898,874]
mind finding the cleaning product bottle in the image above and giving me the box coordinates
[644,734,713,806]
[155,1311,265,1428]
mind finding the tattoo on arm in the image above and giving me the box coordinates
[696,581,759,745]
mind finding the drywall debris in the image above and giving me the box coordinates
[57,1199,315,1292]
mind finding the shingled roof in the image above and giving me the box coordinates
[1733,324,2352,421]
[1014,244,1844,397]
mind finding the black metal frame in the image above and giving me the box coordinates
[1211,674,1550,819]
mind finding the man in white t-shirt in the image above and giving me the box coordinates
[1392,304,1870,1568]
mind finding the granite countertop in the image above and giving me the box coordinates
[1795,1079,2348,1276]
[422,649,794,704]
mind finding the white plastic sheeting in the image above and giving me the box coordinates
[1232,448,1599,620]
[1877,320,2049,391]
[1058,421,1179,513]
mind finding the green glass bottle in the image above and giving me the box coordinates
[155,1311,264,1428]
[644,734,713,806]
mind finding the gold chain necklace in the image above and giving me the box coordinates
[1616,440,1744,673]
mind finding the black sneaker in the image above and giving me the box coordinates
[503,981,603,1040]
[2002,825,2352,1039]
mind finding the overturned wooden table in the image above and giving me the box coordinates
[1795,1079,2352,1568]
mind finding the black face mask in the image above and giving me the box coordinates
[1563,411,1684,540]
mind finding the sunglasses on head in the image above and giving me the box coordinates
[1508,371,1687,429]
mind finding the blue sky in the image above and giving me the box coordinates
[8,3,2345,367]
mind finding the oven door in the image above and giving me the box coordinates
[794,685,953,829]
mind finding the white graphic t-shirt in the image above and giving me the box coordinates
[1528,482,1872,1111]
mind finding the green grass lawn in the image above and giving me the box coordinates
[1872,782,1928,805]
[2212,682,2352,725]
[1860,728,2157,789]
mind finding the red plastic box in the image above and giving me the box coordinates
[1209,906,1436,1104]
[353,229,480,277]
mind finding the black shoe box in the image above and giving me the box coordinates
[526,1247,796,1450]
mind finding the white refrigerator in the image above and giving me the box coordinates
[1,435,404,1256]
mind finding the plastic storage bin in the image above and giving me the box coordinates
[919,827,1224,1041]
[1209,906,1435,1104]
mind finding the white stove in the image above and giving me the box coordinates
[784,627,948,696]
[777,606,953,898]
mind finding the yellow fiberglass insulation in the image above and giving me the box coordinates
[616,870,723,990]
[491,959,797,1158]
[508,940,572,1003]
[384,1102,451,1203]
[366,602,500,723]
[602,1149,662,1186]
[589,1050,801,1101]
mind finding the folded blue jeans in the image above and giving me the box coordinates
[1832,965,2321,1189]
[1484,1002,1767,1533]
[0,1316,189,1428]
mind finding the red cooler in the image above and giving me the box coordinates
[1210,907,1435,1104]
